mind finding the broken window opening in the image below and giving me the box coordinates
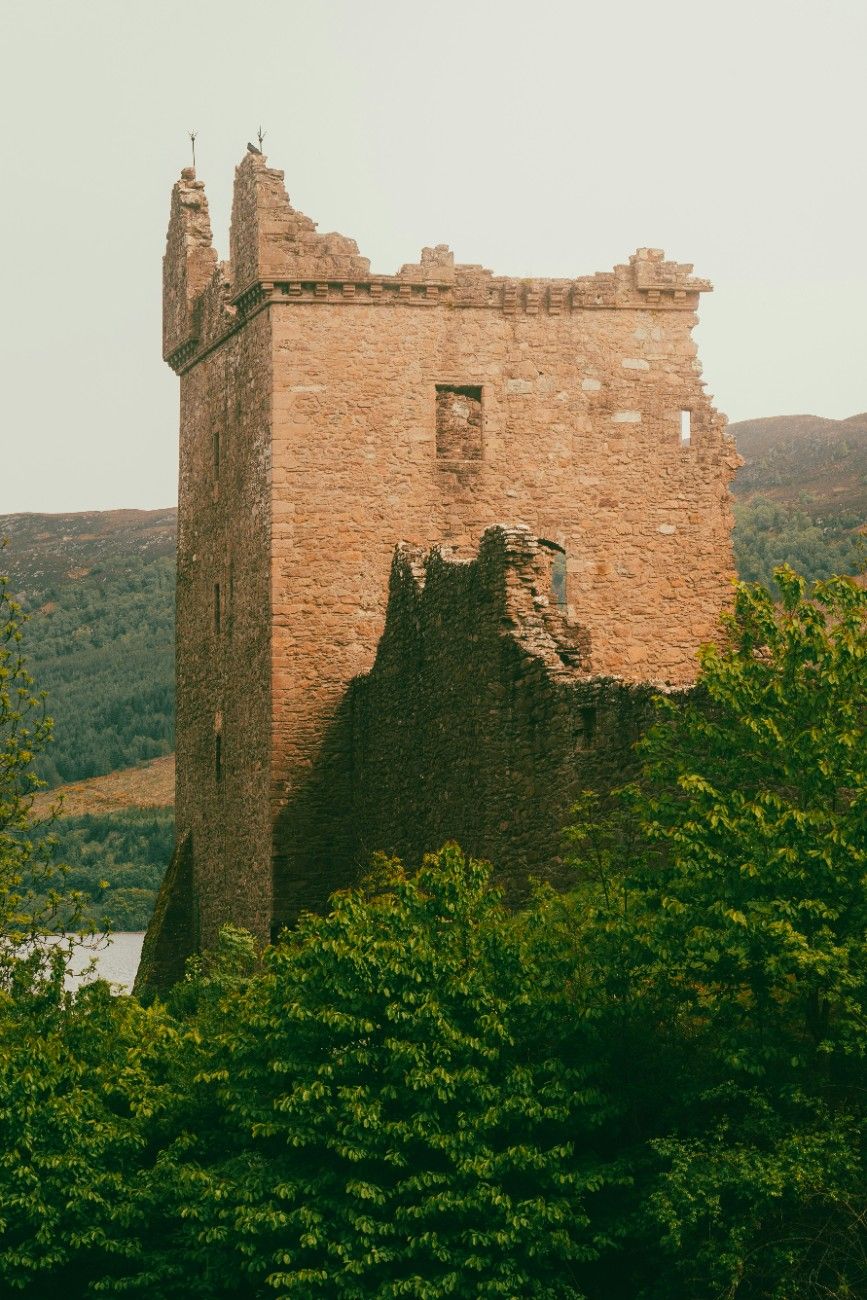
[436,384,483,460]
[680,410,692,446]
[539,539,568,610]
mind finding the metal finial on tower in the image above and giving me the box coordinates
[257,125,266,152]
[189,130,197,170]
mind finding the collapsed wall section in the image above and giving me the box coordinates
[273,528,653,922]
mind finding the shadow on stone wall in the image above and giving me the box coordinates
[271,528,654,933]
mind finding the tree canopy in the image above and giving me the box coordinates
[0,566,864,1298]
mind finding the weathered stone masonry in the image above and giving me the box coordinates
[274,527,655,915]
[137,149,739,991]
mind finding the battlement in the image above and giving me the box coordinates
[163,151,713,374]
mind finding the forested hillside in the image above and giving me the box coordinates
[0,510,176,788]
[729,412,866,587]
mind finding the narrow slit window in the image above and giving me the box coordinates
[214,582,221,635]
[580,706,597,745]
[214,733,222,783]
[436,384,483,459]
[680,410,692,446]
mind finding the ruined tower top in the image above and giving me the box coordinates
[163,150,714,377]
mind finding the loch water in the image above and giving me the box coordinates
[64,932,145,993]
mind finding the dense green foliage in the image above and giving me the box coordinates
[30,810,174,930]
[0,568,864,1298]
[568,568,867,1296]
[733,496,863,588]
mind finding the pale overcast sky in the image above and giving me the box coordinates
[1,0,865,513]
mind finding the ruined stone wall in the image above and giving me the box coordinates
[273,528,652,919]
[154,149,739,974]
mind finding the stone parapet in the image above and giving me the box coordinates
[164,155,712,375]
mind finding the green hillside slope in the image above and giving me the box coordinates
[0,510,177,788]
[729,413,865,588]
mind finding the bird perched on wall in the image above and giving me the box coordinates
[247,141,262,155]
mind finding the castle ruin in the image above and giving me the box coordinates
[137,149,739,990]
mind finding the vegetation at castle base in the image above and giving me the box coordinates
[0,567,864,1299]
[29,809,174,931]
[568,567,867,1297]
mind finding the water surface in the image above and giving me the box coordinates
[66,932,145,993]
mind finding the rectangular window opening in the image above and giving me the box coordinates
[551,549,567,610]
[436,384,483,460]
[679,410,692,446]
[580,706,597,745]
[539,539,568,610]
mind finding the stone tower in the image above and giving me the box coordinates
[139,149,739,988]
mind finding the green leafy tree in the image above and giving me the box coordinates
[0,565,160,1296]
[109,850,625,1300]
[568,569,867,1298]
[0,567,77,978]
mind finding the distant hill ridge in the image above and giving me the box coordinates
[0,508,177,601]
[729,413,867,517]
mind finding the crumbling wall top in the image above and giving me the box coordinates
[230,150,371,295]
[162,168,218,362]
[163,149,716,374]
[381,527,593,684]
